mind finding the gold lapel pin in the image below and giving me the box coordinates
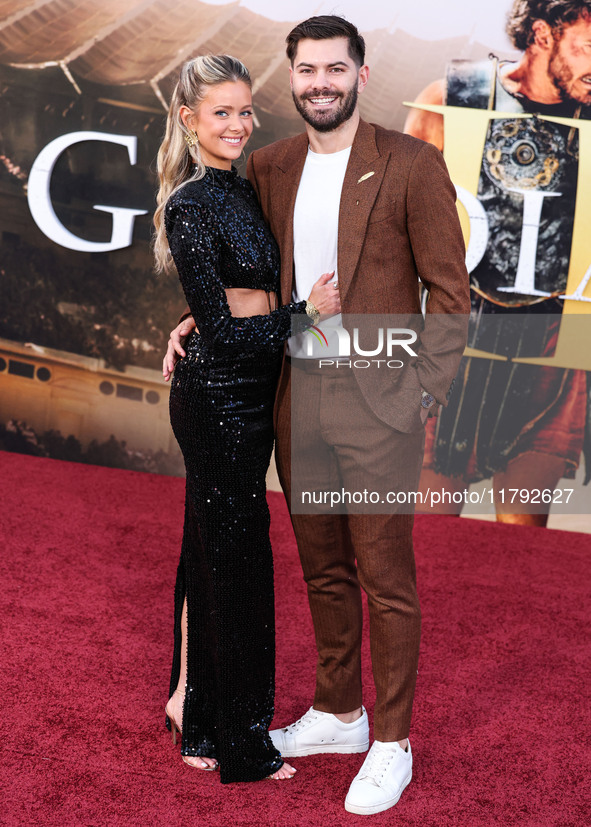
[357,171,375,183]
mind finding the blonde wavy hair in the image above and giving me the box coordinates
[153,54,251,274]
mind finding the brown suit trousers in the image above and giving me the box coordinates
[274,360,425,740]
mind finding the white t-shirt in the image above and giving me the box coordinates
[289,145,351,358]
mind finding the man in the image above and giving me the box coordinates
[405,0,591,526]
[165,16,469,814]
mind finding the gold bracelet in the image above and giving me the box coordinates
[305,300,320,326]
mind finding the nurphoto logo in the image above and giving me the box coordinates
[304,324,418,369]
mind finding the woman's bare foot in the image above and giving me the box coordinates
[165,690,218,771]
[269,761,297,780]
[182,755,219,770]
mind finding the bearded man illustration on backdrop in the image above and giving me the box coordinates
[405,0,591,526]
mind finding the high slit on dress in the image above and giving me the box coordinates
[164,166,309,783]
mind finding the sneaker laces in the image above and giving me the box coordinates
[358,743,398,786]
[281,707,322,734]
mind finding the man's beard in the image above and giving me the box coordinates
[549,41,591,105]
[292,83,358,133]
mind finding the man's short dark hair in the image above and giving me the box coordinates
[507,0,591,50]
[285,15,366,67]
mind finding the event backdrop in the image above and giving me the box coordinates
[0,0,589,520]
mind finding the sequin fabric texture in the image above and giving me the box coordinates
[165,166,307,783]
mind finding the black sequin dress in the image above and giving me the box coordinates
[164,166,307,783]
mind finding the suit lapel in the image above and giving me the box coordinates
[270,121,388,304]
[270,133,308,303]
[338,121,388,300]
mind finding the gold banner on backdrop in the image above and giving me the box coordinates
[406,103,591,371]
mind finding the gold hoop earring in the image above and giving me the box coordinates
[184,129,199,149]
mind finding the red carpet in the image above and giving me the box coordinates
[0,451,589,826]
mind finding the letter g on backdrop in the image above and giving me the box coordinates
[27,131,147,253]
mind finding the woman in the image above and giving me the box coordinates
[153,55,340,783]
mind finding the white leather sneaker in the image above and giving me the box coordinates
[269,706,369,757]
[344,739,412,815]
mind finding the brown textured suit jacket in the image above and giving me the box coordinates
[248,118,470,434]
